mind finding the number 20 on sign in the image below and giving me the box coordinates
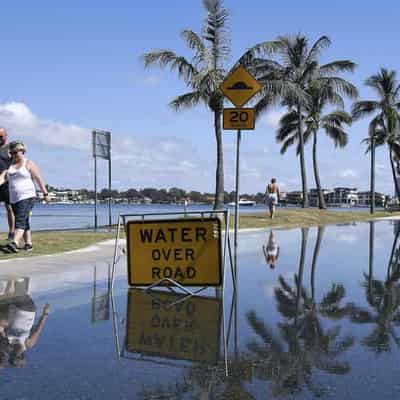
[223,108,255,130]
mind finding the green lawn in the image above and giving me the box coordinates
[234,209,400,230]
[0,231,115,259]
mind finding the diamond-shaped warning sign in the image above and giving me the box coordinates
[220,65,262,107]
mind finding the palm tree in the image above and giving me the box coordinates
[361,122,386,213]
[238,34,357,207]
[142,0,230,209]
[277,83,353,209]
[352,68,400,200]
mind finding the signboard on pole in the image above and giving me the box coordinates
[126,289,221,363]
[223,108,255,130]
[126,218,222,286]
[220,65,262,107]
[92,130,111,160]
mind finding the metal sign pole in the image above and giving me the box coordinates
[234,130,241,272]
[94,155,98,231]
[108,156,112,229]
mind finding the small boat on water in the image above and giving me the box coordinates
[228,199,256,207]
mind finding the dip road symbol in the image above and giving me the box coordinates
[126,289,221,363]
[223,108,255,130]
[220,65,262,107]
[126,218,222,286]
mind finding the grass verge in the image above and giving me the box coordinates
[0,231,115,259]
[234,209,400,230]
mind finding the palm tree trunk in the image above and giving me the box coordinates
[311,226,324,301]
[370,137,375,214]
[389,145,400,200]
[297,103,309,208]
[312,131,326,209]
[214,108,224,210]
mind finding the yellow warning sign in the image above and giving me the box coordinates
[126,218,222,286]
[220,65,262,107]
[223,108,255,130]
[126,289,221,363]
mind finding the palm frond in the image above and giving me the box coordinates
[169,91,204,111]
[142,50,198,85]
[319,60,357,75]
[306,35,331,63]
[351,101,381,120]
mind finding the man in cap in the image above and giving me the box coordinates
[0,128,14,240]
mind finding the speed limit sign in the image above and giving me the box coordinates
[223,108,255,130]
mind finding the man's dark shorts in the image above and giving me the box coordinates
[0,183,10,205]
[11,198,34,230]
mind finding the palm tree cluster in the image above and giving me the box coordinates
[143,1,400,210]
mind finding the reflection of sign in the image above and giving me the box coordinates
[220,65,262,107]
[126,218,222,286]
[126,289,221,363]
[92,129,111,160]
[223,108,255,130]
[91,293,110,323]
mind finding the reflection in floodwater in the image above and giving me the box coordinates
[248,226,353,397]
[348,221,400,353]
[263,230,280,269]
[0,277,50,368]
[3,222,397,398]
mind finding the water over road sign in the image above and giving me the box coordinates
[220,65,262,107]
[126,218,222,286]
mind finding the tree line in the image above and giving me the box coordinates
[143,0,400,213]
[46,185,264,203]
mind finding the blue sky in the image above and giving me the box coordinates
[0,0,399,194]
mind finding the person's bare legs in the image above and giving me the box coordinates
[12,228,25,247]
[5,204,15,239]
[269,203,275,219]
[23,229,32,246]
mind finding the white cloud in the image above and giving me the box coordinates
[0,101,208,190]
[339,169,359,179]
[0,102,90,151]
[143,75,161,86]
[259,110,285,130]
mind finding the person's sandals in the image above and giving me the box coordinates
[24,244,33,252]
[6,242,19,253]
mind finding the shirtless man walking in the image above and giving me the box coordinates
[0,128,15,240]
[265,178,280,219]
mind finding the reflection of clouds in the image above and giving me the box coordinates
[263,283,275,298]
[335,233,358,243]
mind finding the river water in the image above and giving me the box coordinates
[0,203,373,232]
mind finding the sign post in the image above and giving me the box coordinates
[220,65,262,270]
[92,129,112,230]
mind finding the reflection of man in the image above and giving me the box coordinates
[263,231,280,269]
[0,128,15,240]
[0,296,50,367]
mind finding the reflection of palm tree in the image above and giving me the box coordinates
[246,226,353,396]
[349,223,400,353]
[348,224,400,353]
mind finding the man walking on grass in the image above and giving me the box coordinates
[0,128,15,240]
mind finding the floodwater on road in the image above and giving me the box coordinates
[0,220,399,399]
